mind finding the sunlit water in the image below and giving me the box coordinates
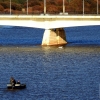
[0,26,100,100]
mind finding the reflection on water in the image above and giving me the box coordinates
[0,46,100,100]
[0,26,100,100]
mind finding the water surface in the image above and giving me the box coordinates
[0,26,100,100]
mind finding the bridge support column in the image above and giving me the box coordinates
[42,28,67,46]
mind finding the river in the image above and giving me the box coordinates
[0,25,100,100]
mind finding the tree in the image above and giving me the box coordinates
[11,2,22,10]
[0,2,10,9]
[47,5,59,13]
[68,0,83,14]
[0,4,4,11]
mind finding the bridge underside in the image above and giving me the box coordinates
[0,15,100,46]
[42,28,67,46]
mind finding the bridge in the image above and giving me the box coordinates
[0,15,100,45]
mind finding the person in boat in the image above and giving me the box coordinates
[17,80,20,84]
[10,77,16,87]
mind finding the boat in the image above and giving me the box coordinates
[7,83,26,89]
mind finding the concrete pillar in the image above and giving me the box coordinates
[42,28,67,46]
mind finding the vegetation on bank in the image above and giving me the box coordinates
[0,0,99,14]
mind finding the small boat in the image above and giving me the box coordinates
[7,83,26,89]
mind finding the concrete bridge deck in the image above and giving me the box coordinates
[0,15,100,29]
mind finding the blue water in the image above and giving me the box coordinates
[0,25,100,46]
[0,25,100,100]
[0,26,44,46]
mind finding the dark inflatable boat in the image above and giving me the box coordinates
[7,84,26,89]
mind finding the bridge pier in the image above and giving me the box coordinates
[42,28,67,46]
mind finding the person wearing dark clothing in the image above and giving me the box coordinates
[10,77,16,87]
[17,80,20,84]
